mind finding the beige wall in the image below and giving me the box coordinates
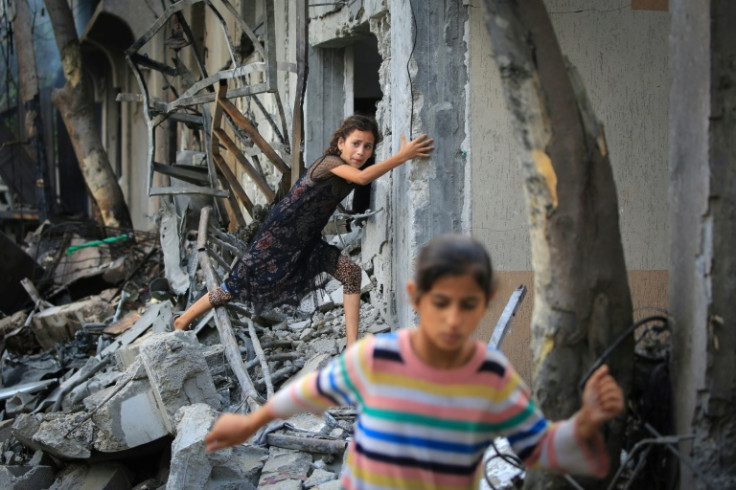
[468,0,670,271]
[475,270,668,386]
[468,0,670,384]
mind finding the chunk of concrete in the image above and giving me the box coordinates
[0,465,55,489]
[304,468,337,488]
[257,447,312,487]
[138,331,221,433]
[31,296,113,350]
[167,403,268,490]
[299,290,334,315]
[12,412,94,459]
[48,462,131,489]
[259,480,302,490]
[287,319,311,332]
[311,338,338,356]
[312,480,342,490]
[89,360,168,453]
[285,353,332,387]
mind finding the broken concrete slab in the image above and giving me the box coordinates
[138,331,221,433]
[287,319,311,332]
[299,290,334,315]
[48,462,132,489]
[286,353,332,387]
[310,338,338,356]
[12,412,94,460]
[89,360,169,453]
[31,296,114,351]
[257,447,313,488]
[0,464,55,490]
[311,479,342,490]
[167,403,268,490]
[260,479,302,490]
[304,468,337,488]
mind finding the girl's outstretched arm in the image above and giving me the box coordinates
[205,406,276,452]
[206,336,372,452]
[330,133,434,185]
[575,365,625,440]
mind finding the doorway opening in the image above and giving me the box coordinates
[350,35,382,214]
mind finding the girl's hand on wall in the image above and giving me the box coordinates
[205,413,260,451]
[398,133,435,161]
[575,365,624,440]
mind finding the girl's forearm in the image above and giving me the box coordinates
[352,152,409,185]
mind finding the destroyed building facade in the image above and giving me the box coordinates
[1,0,717,488]
[50,0,668,380]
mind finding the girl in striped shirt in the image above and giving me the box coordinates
[205,234,624,489]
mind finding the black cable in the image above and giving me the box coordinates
[579,315,668,391]
[407,0,417,140]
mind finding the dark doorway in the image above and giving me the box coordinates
[351,35,382,214]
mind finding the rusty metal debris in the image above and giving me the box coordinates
[119,0,302,229]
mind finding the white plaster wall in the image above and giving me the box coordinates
[468,0,670,272]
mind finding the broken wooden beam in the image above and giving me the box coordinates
[196,206,261,413]
[214,128,276,201]
[247,318,274,398]
[218,97,290,175]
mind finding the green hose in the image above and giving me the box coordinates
[66,233,133,256]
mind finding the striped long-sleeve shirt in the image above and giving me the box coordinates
[268,329,609,489]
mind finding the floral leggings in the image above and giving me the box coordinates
[207,254,361,307]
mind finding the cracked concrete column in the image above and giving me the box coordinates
[389,0,470,327]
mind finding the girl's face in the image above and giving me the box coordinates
[408,273,491,365]
[338,129,375,168]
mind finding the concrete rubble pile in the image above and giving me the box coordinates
[0,207,390,489]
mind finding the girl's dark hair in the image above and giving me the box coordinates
[414,234,494,299]
[325,114,381,156]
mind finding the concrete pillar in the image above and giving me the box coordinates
[670,0,736,488]
[390,0,469,326]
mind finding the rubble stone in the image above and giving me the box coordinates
[90,360,169,452]
[287,353,332,386]
[304,468,337,488]
[287,319,311,332]
[31,296,113,350]
[0,464,55,489]
[12,412,94,459]
[257,447,312,487]
[299,290,334,315]
[138,331,221,433]
[48,462,131,489]
[260,479,303,490]
[311,338,338,356]
[167,403,268,490]
[312,479,342,490]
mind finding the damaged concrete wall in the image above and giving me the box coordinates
[669,0,736,487]
[468,0,669,381]
[389,0,470,327]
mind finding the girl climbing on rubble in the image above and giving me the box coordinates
[204,234,624,489]
[172,114,434,348]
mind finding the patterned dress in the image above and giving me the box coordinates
[223,155,356,310]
